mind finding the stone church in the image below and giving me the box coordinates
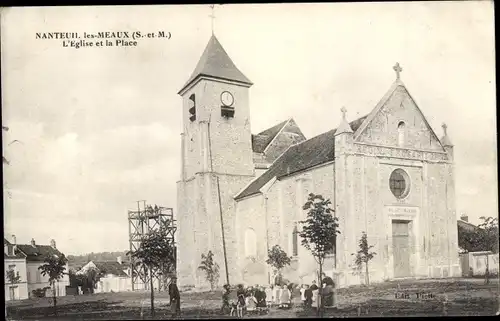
[176,34,461,289]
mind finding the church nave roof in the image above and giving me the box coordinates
[236,115,367,200]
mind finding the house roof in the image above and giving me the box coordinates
[458,219,479,230]
[236,115,367,200]
[16,244,64,262]
[4,239,26,260]
[93,261,129,277]
[178,34,252,94]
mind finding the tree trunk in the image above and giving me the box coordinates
[150,267,155,318]
[318,263,323,318]
[365,262,370,286]
[53,282,57,316]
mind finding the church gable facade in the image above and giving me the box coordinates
[176,35,461,290]
[355,80,445,152]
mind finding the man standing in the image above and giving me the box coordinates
[168,277,181,317]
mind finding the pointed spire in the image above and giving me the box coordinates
[335,106,353,135]
[441,122,453,147]
[178,35,253,95]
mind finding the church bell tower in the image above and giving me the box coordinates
[176,34,255,288]
[177,34,255,178]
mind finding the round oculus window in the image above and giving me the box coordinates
[389,169,410,199]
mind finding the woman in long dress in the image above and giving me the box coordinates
[279,285,291,308]
[168,277,181,317]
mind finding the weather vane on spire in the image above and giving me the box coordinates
[209,4,216,35]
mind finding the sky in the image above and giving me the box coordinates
[2,2,497,256]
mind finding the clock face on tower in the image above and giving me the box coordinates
[221,91,234,107]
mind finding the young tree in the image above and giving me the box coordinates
[266,245,292,285]
[131,216,176,318]
[38,254,68,316]
[352,231,376,286]
[6,268,21,299]
[198,250,220,291]
[6,269,21,285]
[299,193,340,316]
[477,216,498,284]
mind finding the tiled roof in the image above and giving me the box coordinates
[252,120,289,153]
[458,220,479,231]
[93,261,129,277]
[16,244,64,262]
[4,239,26,259]
[236,115,367,200]
[178,35,252,94]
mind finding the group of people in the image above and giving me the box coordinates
[298,278,336,309]
[222,278,337,317]
[222,283,297,317]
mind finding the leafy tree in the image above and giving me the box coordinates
[265,245,292,285]
[458,216,499,253]
[38,253,68,316]
[352,231,376,285]
[131,213,176,318]
[478,216,499,253]
[299,193,340,316]
[198,250,220,291]
[6,269,21,285]
[84,266,102,293]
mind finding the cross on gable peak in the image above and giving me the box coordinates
[442,122,448,133]
[341,106,347,119]
[393,62,403,80]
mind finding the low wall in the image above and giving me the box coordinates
[459,252,499,277]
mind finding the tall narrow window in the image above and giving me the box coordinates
[397,121,405,146]
[188,94,196,122]
[244,228,257,258]
[292,225,299,257]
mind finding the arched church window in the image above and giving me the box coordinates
[397,121,405,146]
[188,94,196,122]
[389,169,410,199]
[292,225,299,257]
[244,228,257,258]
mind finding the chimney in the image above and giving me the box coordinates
[460,215,468,222]
[117,256,122,265]
[50,239,56,249]
[11,235,17,256]
[31,238,36,247]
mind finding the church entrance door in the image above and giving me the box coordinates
[392,220,411,278]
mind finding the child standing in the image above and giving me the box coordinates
[304,284,313,309]
[236,284,246,318]
[221,284,231,314]
[300,285,306,306]
[265,285,274,308]
[245,291,258,313]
